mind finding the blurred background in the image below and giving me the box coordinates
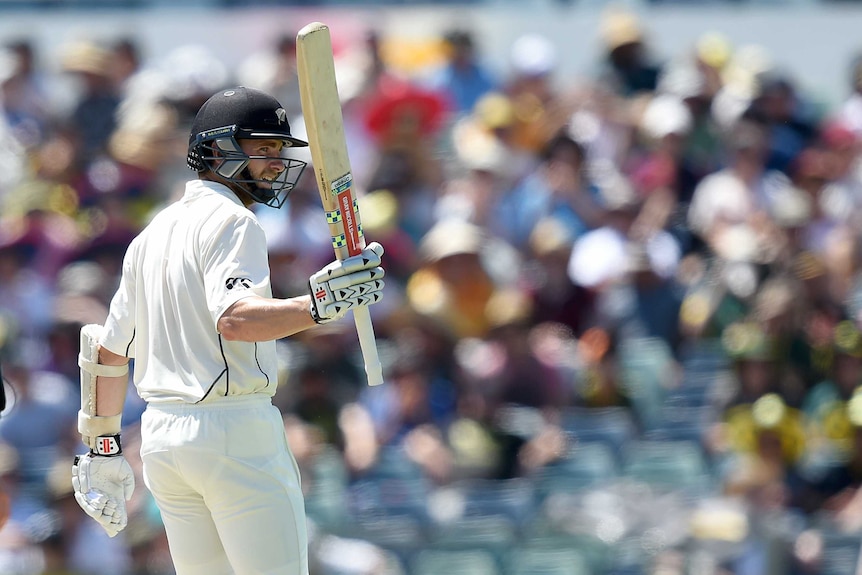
[2,0,862,574]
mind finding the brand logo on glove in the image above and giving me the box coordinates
[94,435,122,456]
[314,288,327,302]
[225,277,253,290]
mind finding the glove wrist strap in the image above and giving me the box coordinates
[310,302,327,324]
[91,434,122,457]
[309,281,332,324]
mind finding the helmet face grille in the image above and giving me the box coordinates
[193,137,307,208]
[186,87,308,207]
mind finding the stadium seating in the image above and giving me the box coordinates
[411,548,500,575]
[506,545,591,575]
[534,440,620,498]
[559,407,638,456]
[621,439,713,494]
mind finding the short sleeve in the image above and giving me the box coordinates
[200,213,272,327]
[102,241,138,358]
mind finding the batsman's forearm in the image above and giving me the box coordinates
[96,346,130,417]
[218,295,316,342]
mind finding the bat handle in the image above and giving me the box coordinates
[352,305,384,386]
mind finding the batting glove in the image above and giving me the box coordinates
[309,241,385,324]
[72,437,135,538]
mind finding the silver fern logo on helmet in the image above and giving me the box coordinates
[275,108,287,125]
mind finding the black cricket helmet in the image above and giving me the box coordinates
[187,86,308,208]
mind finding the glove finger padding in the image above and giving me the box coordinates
[72,453,135,537]
[309,242,386,324]
[73,490,126,537]
[328,270,385,297]
[314,242,384,279]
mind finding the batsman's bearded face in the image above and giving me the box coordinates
[200,135,306,208]
[240,138,287,188]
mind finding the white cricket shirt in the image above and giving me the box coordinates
[101,180,278,403]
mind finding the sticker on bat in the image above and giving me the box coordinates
[330,173,361,255]
[331,173,353,196]
[338,192,361,255]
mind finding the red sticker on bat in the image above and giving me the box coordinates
[332,173,361,256]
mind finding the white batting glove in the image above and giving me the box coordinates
[72,450,135,537]
[309,242,385,324]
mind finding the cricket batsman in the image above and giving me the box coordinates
[71,86,385,574]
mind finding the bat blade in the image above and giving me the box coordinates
[296,21,384,387]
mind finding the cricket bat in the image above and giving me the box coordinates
[296,22,384,387]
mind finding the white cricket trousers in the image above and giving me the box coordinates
[139,394,309,575]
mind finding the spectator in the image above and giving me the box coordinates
[442,91,536,197]
[0,217,60,336]
[523,216,595,335]
[802,320,862,456]
[596,8,663,98]
[628,92,699,248]
[748,73,820,174]
[482,288,566,410]
[405,219,501,339]
[567,167,680,292]
[236,33,303,121]
[109,37,143,98]
[687,115,789,264]
[59,40,121,163]
[504,33,568,154]
[792,390,862,534]
[1,39,50,150]
[364,75,449,243]
[813,120,862,231]
[570,326,633,410]
[0,359,76,516]
[719,392,807,575]
[661,53,726,203]
[425,28,498,117]
[496,132,604,250]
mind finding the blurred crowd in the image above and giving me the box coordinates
[3,7,862,575]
